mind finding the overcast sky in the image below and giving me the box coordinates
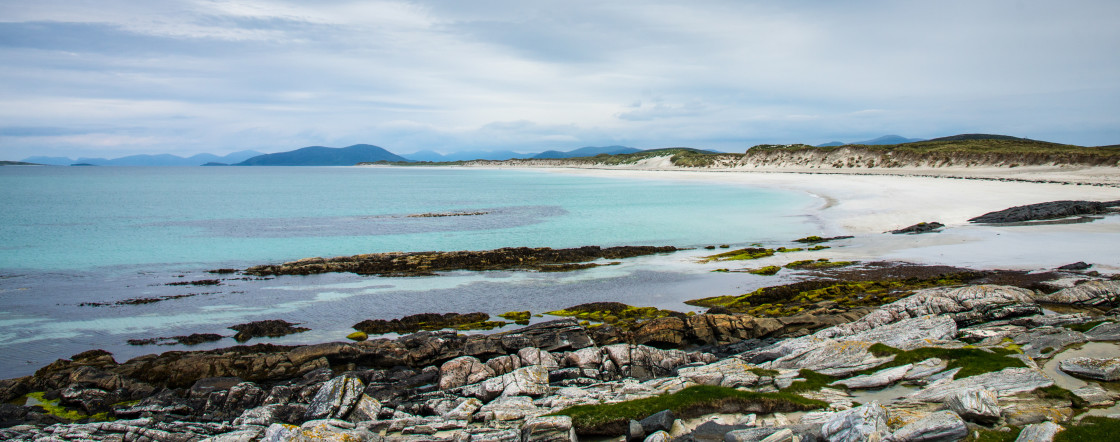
[2,0,1118,159]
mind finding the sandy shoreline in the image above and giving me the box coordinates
[493,165,1120,273]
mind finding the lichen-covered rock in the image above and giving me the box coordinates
[346,394,382,422]
[821,401,889,442]
[676,358,761,388]
[833,364,912,389]
[440,356,497,390]
[1071,383,1118,407]
[478,396,542,421]
[1037,280,1120,307]
[1058,356,1120,381]
[945,389,1001,424]
[907,368,1053,403]
[1085,322,1120,341]
[522,415,576,442]
[887,410,967,442]
[518,347,560,369]
[1015,421,1063,442]
[766,339,894,377]
[1013,327,1087,358]
[303,374,364,420]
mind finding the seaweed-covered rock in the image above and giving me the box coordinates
[229,320,310,342]
[245,245,679,276]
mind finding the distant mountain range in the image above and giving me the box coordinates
[402,149,531,162]
[816,135,927,147]
[16,134,1094,167]
[21,150,263,166]
[400,146,641,162]
[532,145,641,159]
[234,144,406,166]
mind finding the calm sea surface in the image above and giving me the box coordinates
[0,166,821,378]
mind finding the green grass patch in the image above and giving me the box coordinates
[749,367,780,377]
[866,343,1025,379]
[1036,385,1089,409]
[782,369,841,393]
[552,385,826,435]
[748,266,782,276]
[1056,416,1120,441]
[966,427,1020,442]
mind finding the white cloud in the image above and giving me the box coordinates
[1,0,1119,159]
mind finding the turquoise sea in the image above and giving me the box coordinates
[0,166,821,378]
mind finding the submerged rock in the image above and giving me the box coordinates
[229,319,310,342]
[1058,357,1120,381]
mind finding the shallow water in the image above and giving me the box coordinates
[1041,342,1120,391]
[0,167,823,379]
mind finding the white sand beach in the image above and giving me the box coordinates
[527,166,1120,273]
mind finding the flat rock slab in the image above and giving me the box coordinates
[1085,322,1120,341]
[906,368,1053,403]
[1059,357,1120,381]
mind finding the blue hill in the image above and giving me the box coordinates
[235,144,407,166]
[532,145,640,159]
[22,150,263,166]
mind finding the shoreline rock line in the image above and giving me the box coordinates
[2,269,1119,441]
[244,245,679,277]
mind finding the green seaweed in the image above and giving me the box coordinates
[552,385,826,435]
[24,391,108,422]
[748,266,782,276]
[498,311,532,324]
[702,247,776,262]
[686,272,976,317]
[545,302,678,330]
[794,236,826,243]
[808,245,831,251]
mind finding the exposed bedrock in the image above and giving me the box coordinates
[969,199,1120,224]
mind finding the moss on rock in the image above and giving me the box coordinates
[552,385,826,435]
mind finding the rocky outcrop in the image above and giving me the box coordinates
[245,245,679,276]
[968,200,1120,224]
[1037,280,1120,307]
[5,279,1120,441]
